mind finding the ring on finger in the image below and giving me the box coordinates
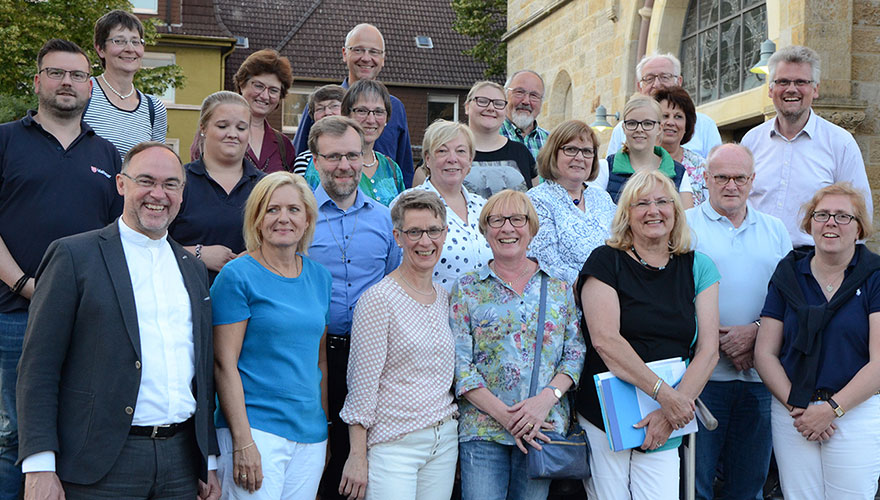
[525,422,534,429]
[240,474,248,479]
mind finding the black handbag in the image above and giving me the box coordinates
[524,274,591,480]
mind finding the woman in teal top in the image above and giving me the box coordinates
[304,79,405,206]
[212,172,332,499]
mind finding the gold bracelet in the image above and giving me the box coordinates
[651,378,663,400]
[234,441,255,453]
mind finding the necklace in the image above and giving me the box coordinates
[491,261,532,289]
[259,248,299,277]
[570,190,583,206]
[811,262,845,293]
[397,272,435,297]
[100,74,135,100]
[363,152,378,168]
[630,245,670,271]
[323,211,360,263]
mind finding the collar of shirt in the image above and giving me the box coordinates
[187,157,262,183]
[770,108,817,141]
[419,179,479,206]
[118,217,168,248]
[477,257,544,282]
[700,199,758,228]
[611,146,677,177]
[501,117,541,139]
[22,109,95,142]
[314,184,372,213]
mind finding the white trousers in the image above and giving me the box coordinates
[366,417,458,500]
[579,414,679,500]
[217,427,327,500]
[772,395,880,500]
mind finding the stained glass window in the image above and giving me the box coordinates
[680,0,767,105]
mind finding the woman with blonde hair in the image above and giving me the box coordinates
[576,169,719,499]
[212,172,332,499]
[170,91,264,279]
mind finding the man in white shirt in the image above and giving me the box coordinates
[16,142,220,500]
[605,53,721,159]
[741,45,872,249]
[686,144,792,500]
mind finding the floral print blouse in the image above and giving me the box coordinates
[681,148,708,206]
[527,181,615,285]
[450,264,585,445]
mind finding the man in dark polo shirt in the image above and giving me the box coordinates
[0,38,122,499]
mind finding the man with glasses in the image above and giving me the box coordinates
[500,70,549,161]
[606,53,721,159]
[306,116,400,500]
[0,38,122,499]
[742,45,872,249]
[293,24,414,187]
[17,142,220,500]
[686,143,791,500]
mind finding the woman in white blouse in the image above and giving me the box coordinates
[396,120,492,291]
[338,190,458,500]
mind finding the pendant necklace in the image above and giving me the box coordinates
[491,261,532,289]
[259,248,299,277]
[397,272,435,297]
[323,211,360,263]
[631,245,670,271]
[100,74,135,100]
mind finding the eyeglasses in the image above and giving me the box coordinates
[560,146,596,159]
[630,198,674,210]
[772,79,814,88]
[811,211,856,225]
[314,102,341,115]
[39,67,90,83]
[486,214,529,228]
[120,172,184,192]
[250,80,281,97]
[350,107,387,119]
[346,46,385,57]
[639,73,677,86]
[107,37,145,48]
[316,151,364,165]
[711,174,751,186]
[470,96,508,110]
[400,226,447,241]
[622,119,658,131]
[506,87,543,102]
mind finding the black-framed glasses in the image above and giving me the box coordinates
[316,152,363,165]
[107,37,144,48]
[486,214,529,228]
[623,119,658,131]
[120,172,184,192]
[39,68,90,83]
[506,87,543,102]
[250,80,281,97]
[811,211,856,225]
[350,107,387,119]
[346,46,385,57]
[639,73,677,86]
[314,102,342,115]
[560,146,596,159]
[400,226,447,241]
[630,198,674,210]
[471,96,507,110]
[711,174,751,186]
[772,79,814,88]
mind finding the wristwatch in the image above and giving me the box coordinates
[545,385,563,400]
[827,398,845,418]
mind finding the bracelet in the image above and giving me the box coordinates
[11,274,29,296]
[194,244,203,260]
[754,319,761,328]
[233,441,255,453]
[651,378,663,400]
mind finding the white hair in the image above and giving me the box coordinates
[504,69,545,90]
[768,45,821,86]
[635,53,682,80]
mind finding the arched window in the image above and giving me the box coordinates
[679,0,767,105]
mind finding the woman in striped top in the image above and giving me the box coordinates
[84,10,167,160]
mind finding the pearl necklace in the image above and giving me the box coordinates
[363,152,378,168]
[100,74,135,100]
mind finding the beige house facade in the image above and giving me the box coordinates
[504,0,880,233]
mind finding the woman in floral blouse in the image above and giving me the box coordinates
[527,120,616,285]
[451,190,585,500]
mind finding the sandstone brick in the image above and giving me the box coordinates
[854,0,880,26]
[853,26,880,53]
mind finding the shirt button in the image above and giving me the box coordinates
[347,283,352,287]
[125,406,134,415]
[135,360,141,369]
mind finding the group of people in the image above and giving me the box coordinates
[0,9,878,500]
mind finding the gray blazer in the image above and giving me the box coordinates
[16,221,219,484]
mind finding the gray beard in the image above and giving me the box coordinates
[778,107,808,124]
[510,111,534,130]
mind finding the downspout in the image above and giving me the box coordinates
[636,0,655,63]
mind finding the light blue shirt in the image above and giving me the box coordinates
[606,111,721,159]
[686,201,792,382]
[309,186,401,335]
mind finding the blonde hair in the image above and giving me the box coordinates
[620,93,662,155]
[422,119,475,164]
[466,80,505,103]
[197,91,250,155]
[243,172,318,254]
[798,182,873,240]
[478,190,540,238]
[607,169,692,254]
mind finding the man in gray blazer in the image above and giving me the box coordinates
[16,142,221,500]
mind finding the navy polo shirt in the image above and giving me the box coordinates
[0,110,123,313]
[761,249,880,393]
[169,158,264,256]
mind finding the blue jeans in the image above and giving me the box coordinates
[0,311,27,500]
[459,440,551,500]
[694,380,772,500]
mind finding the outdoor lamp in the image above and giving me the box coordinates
[591,105,619,132]
[750,39,776,76]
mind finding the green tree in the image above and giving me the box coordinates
[0,0,184,121]
[451,0,507,78]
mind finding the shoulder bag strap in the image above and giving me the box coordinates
[528,274,549,398]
